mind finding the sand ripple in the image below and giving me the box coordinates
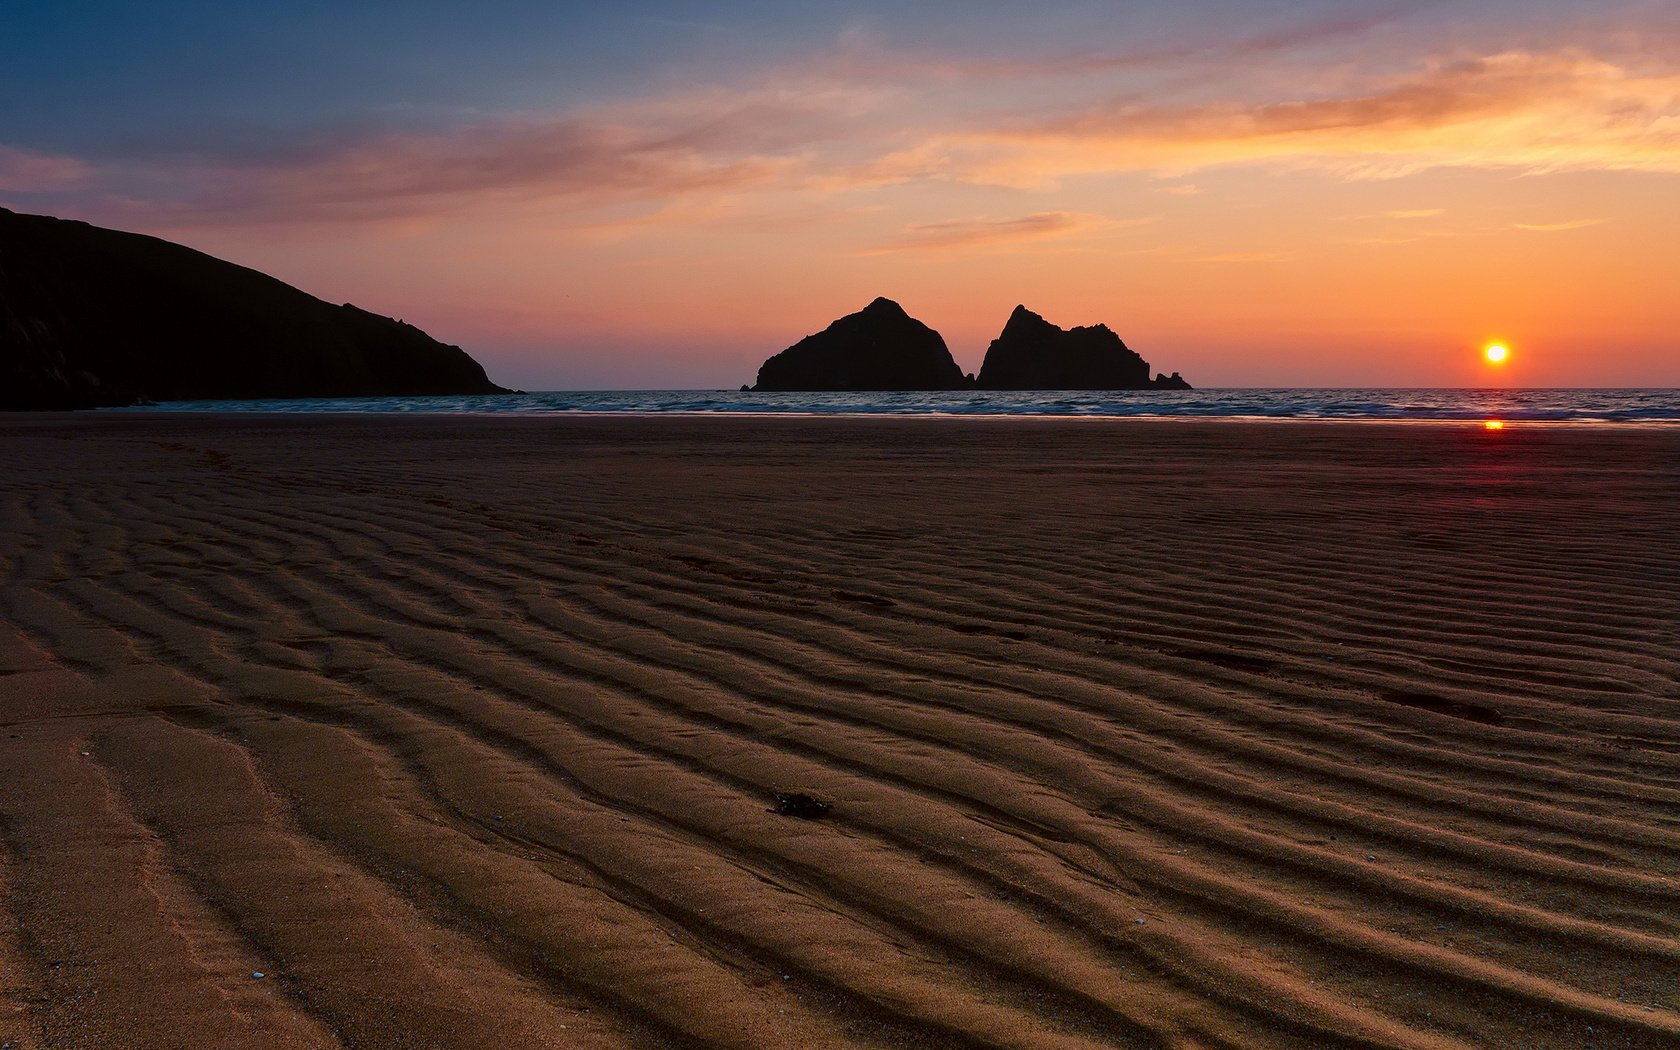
[1,415,1676,1048]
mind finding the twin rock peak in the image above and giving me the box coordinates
[750,297,1190,392]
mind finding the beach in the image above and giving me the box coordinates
[0,412,1675,1049]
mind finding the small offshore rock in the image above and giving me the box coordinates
[976,305,1190,390]
[750,297,968,392]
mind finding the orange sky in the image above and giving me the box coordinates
[7,3,1679,388]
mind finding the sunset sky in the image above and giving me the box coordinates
[5,1,1678,388]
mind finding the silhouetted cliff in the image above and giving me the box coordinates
[753,298,970,391]
[976,305,1190,390]
[1,208,506,410]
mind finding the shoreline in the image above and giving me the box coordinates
[73,384,1680,427]
[93,408,1680,427]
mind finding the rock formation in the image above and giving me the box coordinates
[1,208,506,410]
[752,297,969,391]
[976,305,1190,390]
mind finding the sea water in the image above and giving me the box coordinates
[109,388,1680,424]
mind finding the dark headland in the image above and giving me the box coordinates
[0,208,506,410]
[749,298,1189,391]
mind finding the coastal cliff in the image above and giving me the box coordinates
[0,208,506,410]
[977,305,1190,390]
[752,297,970,391]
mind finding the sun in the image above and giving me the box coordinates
[1484,343,1510,364]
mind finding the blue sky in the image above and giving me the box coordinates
[5,1,1677,387]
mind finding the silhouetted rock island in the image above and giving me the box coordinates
[977,305,1190,390]
[1,208,506,410]
[748,298,1189,392]
[751,297,970,391]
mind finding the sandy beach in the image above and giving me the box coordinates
[0,413,1675,1049]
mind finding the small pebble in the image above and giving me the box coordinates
[251,972,265,980]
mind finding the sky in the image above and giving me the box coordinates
[4,1,1679,388]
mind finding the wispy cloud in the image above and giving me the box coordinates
[850,2,1436,84]
[1514,218,1603,231]
[0,145,90,193]
[1197,251,1296,263]
[1335,234,1428,246]
[79,85,885,227]
[933,50,1680,184]
[31,27,1680,235]
[866,211,1118,254]
[133,116,810,225]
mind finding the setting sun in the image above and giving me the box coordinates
[1485,343,1510,364]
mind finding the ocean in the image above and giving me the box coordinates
[108,388,1680,424]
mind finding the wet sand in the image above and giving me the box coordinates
[0,413,1676,1049]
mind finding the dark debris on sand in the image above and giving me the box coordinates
[770,792,832,819]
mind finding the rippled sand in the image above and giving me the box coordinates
[0,414,1675,1049]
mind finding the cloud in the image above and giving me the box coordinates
[854,2,1434,84]
[132,115,810,226]
[1197,251,1296,263]
[0,145,90,192]
[1514,218,1603,231]
[86,82,890,227]
[1336,235,1427,246]
[932,50,1680,183]
[38,28,1680,234]
[866,212,1141,254]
